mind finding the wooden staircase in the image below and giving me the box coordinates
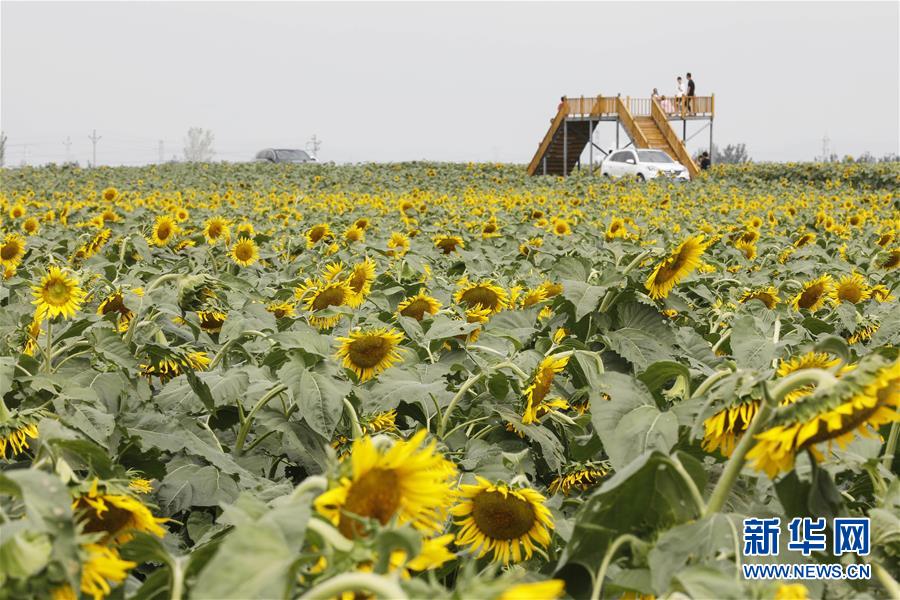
[526,100,597,176]
[527,94,712,178]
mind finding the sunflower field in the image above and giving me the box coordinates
[0,161,898,600]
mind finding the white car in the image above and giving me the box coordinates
[600,149,690,181]
[254,148,318,164]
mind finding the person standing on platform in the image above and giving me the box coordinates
[676,76,685,114]
[686,72,696,114]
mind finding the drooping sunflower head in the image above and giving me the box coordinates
[150,215,178,247]
[0,416,40,459]
[522,354,570,425]
[335,327,404,382]
[230,237,259,267]
[77,543,135,600]
[345,257,376,307]
[139,347,210,382]
[793,231,816,248]
[197,310,227,333]
[97,291,133,332]
[645,234,707,300]
[0,233,26,266]
[879,248,900,270]
[738,286,780,309]
[747,356,900,478]
[791,275,836,312]
[387,231,410,256]
[870,284,895,303]
[452,477,554,564]
[434,235,464,254]
[454,278,508,314]
[203,216,231,245]
[835,273,870,304]
[72,479,167,544]
[398,290,442,321]
[548,463,609,496]
[266,301,296,319]
[32,266,86,320]
[315,430,457,538]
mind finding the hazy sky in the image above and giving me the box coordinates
[2,1,898,166]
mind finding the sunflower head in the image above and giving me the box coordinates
[454,278,508,314]
[398,290,442,321]
[435,235,464,254]
[203,217,231,245]
[738,286,780,309]
[0,233,26,266]
[791,275,836,312]
[452,477,554,564]
[151,215,178,247]
[645,234,707,300]
[835,273,870,304]
[306,223,333,248]
[230,236,259,267]
[335,327,404,382]
[522,354,570,425]
[32,266,86,320]
[72,479,167,543]
[297,278,352,329]
[315,430,457,538]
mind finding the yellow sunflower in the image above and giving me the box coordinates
[101,187,119,202]
[790,275,837,312]
[548,464,609,495]
[150,215,178,247]
[314,430,457,538]
[230,236,259,267]
[266,301,296,319]
[345,257,376,308]
[738,286,780,309]
[0,233,26,267]
[605,217,628,241]
[97,291,134,332]
[835,273,870,304]
[203,216,231,245]
[452,477,554,564]
[398,290,442,321]
[879,248,900,270]
[344,224,365,244]
[747,357,899,478]
[73,479,167,543]
[335,327,404,382]
[522,354,570,425]
[78,543,136,600]
[306,223,333,248]
[551,218,572,236]
[387,231,410,256]
[454,278,508,314]
[645,235,708,300]
[32,266,86,319]
[140,350,210,382]
[0,420,39,459]
[774,584,809,600]
[703,352,843,456]
[870,284,895,303]
[197,310,226,333]
[498,580,566,600]
[435,235,464,254]
[297,278,352,329]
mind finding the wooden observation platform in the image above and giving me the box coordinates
[527,94,715,178]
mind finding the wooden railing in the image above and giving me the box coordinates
[562,94,714,119]
[650,98,700,178]
[629,97,652,116]
[527,101,570,175]
[561,96,617,117]
[615,97,649,147]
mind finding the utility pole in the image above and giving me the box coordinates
[821,133,831,163]
[63,136,72,163]
[88,129,102,167]
[158,140,165,164]
[307,134,322,157]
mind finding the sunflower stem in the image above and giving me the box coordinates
[125,273,182,346]
[661,455,706,515]
[769,369,839,404]
[43,319,53,374]
[343,398,363,439]
[290,475,328,500]
[307,518,354,552]
[438,372,485,438]
[298,572,407,600]
[882,421,899,471]
[873,562,900,599]
[493,361,529,380]
[589,534,647,600]
[711,329,731,354]
[233,384,287,456]
[690,368,734,399]
[703,399,773,517]
[169,555,185,600]
[209,330,270,370]
[621,250,651,275]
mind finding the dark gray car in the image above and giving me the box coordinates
[254,148,317,163]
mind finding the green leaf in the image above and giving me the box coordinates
[0,357,16,398]
[638,360,691,395]
[730,314,775,371]
[557,451,704,586]
[90,327,138,368]
[280,361,350,439]
[157,463,241,514]
[648,514,740,593]
[561,280,607,321]
[0,531,52,581]
[604,329,675,373]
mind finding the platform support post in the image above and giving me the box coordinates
[589,119,594,172]
[709,119,714,165]
[542,156,547,175]
[683,120,686,143]
[615,119,620,148]
[563,120,568,174]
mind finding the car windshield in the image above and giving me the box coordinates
[274,149,310,161]
[638,150,673,163]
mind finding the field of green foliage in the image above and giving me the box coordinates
[0,161,898,600]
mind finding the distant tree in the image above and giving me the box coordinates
[879,152,899,163]
[0,131,6,167]
[711,143,751,164]
[183,128,215,162]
